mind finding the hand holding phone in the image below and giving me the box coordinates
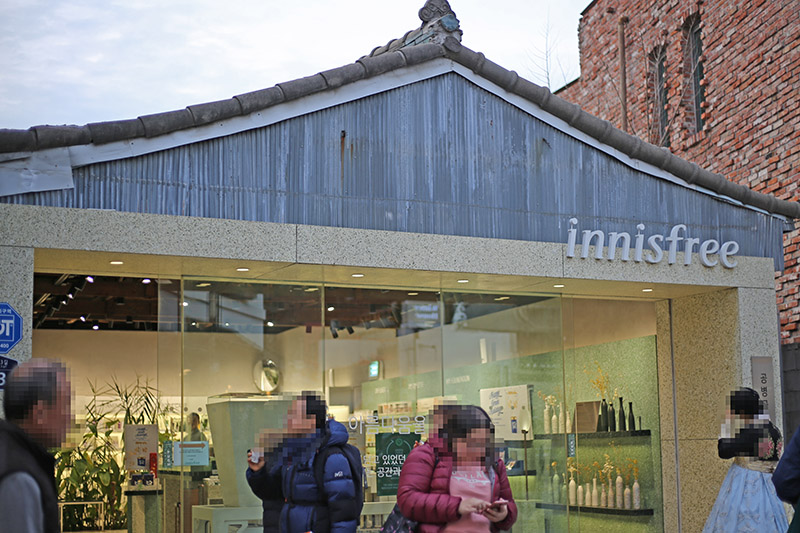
[482,499,509,522]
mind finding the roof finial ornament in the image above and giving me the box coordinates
[419,0,456,23]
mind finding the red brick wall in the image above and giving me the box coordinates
[557,0,800,343]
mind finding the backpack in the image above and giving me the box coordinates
[314,442,365,518]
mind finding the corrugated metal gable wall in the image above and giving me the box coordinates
[2,73,785,267]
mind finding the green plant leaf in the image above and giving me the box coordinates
[99,471,111,486]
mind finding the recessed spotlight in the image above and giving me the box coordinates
[224,322,230,327]
[267,321,274,327]
[109,260,123,265]
[92,321,99,330]
[142,278,152,284]
[191,321,197,327]
[182,301,189,307]
[553,284,565,288]
[351,273,364,278]
[408,292,419,296]
[327,306,335,312]
[642,288,653,293]
[236,267,250,272]
[85,276,94,283]
[79,315,87,322]
[457,279,469,283]
[494,296,511,301]
[197,282,211,288]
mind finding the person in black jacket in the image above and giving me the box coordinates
[0,359,72,533]
[773,425,800,523]
[246,392,358,533]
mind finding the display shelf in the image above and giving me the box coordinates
[532,430,651,440]
[535,502,654,516]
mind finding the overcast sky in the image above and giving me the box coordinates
[0,0,589,130]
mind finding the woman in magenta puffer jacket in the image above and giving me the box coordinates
[397,405,518,532]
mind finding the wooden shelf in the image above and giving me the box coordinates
[532,430,651,440]
[535,502,654,516]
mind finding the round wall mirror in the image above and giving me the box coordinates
[253,359,280,393]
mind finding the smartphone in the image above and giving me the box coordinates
[488,499,507,510]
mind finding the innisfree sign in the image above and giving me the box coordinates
[566,218,739,268]
[0,302,22,355]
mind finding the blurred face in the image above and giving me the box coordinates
[31,375,72,448]
[453,427,490,467]
[286,398,317,437]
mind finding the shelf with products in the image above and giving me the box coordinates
[530,430,651,441]
[534,502,655,516]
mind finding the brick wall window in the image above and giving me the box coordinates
[682,14,705,133]
[648,45,669,146]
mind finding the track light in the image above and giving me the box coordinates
[330,323,339,339]
[92,321,99,330]
[85,276,94,283]
[346,326,354,335]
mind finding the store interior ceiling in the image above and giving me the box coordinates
[32,273,549,333]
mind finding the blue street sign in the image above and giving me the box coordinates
[0,303,22,355]
[0,355,19,391]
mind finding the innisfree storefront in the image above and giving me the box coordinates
[0,25,796,533]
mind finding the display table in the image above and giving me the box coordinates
[125,489,162,533]
[191,504,262,533]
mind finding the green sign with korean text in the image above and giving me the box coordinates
[375,433,419,496]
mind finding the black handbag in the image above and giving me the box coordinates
[380,503,418,533]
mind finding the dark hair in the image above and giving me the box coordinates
[4,361,65,423]
[439,405,495,470]
[729,387,763,417]
[300,391,327,430]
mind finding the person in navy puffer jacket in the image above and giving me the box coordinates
[246,392,358,533]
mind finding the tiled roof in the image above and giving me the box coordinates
[0,4,797,219]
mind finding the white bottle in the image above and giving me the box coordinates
[624,485,632,510]
[577,482,584,507]
[551,411,559,435]
[607,475,614,508]
[615,474,624,508]
[566,408,573,433]
[543,405,552,434]
[591,477,599,506]
[552,472,560,502]
[600,484,607,507]
[584,483,591,506]
[558,404,565,433]
[633,479,641,510]
[568,474,577,505]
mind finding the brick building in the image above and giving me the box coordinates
[557,0,800,432]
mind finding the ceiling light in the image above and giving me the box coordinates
[92,321,99,330]
[224,322,230,327]
[79,315,87,322]
[408,292,419,296]
[109,260,123,265]
[142,278,152,284]
[457,279,469,283]
[85,276,94,283]
[305,287,319,292]
[126,316,133,325]
[351,273,364,278]
[494,296,511,301]
[267,321,274,327]
[191,321,197,326]
[346,326,354,334]
[553,284,565,288]
[236,267,250,272]
[182,301,189,307]
[196,282,211,288]
[642,288,653,293]
[327,306,335,312]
